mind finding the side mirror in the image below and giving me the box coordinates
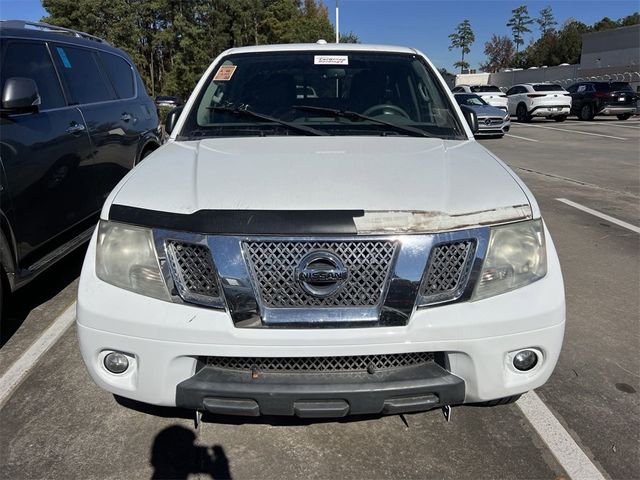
[2,77,40,113]
[459,105,479,134]
[164,106,184,135]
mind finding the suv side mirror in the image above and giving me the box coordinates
[2,77,40,113]
[459,105,479,134]
[165,106,184,135]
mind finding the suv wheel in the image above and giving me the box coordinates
[553,115,567,122]
[616,113,632,121]
[579,103,594,121]
[516,104,531,123]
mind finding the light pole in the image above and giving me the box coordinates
[336,0,340,43]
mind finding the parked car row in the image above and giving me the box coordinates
[0,20,161,316]
[452,81,637,124]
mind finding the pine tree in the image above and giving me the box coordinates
[448,19,475,73]
[507,5,535,53]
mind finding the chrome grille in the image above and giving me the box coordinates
[243,240,397,307]
[420,239,476,303]
[166,240,220,300]
[205,352,434,373]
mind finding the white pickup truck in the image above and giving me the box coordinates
[77,43,565,418]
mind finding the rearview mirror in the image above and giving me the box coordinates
[1,77,40,113]
[164,106,184,135]
[459,105,479,134]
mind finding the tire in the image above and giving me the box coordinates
[473,394,522,407]
[616,113,632,120]
[579,103,594,121]
[554,115,567,122]
[516,104,530,123]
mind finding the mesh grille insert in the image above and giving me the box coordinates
[420,239,476,303]
[243,240,397,307]
[166,240,220,299]
[205,352,434,373]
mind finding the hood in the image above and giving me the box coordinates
[108,137,531,233]
[466,104,508,117]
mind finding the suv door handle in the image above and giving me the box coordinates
[121,113,132,122]
[66,122,86,134]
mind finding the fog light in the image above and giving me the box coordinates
[104,352,129,374]
[513,350,538,371]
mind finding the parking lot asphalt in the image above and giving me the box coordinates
[1,117,638,480]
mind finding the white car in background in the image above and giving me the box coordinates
[452,84,508,110]
[506,83,572,122]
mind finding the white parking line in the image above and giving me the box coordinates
[557,198,640,233]
[562,120,640,130]
[0,302,76,408]
[504,133,539,142]
[513,123,627,140]
[517,392,606,480]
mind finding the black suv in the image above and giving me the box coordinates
[0,21,161,316]
[566,81,636,120]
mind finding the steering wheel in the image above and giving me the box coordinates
[362,103,411,119]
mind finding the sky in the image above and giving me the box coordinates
[1,0,638,72]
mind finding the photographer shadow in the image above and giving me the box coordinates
[151,425,231,479]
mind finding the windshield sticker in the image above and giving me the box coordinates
[314,55,349,65]
[56,47,72,68]
[213,65,237,81]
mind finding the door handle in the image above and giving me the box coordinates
[121,113,132,122]
[66,122,86,134]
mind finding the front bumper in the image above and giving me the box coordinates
[76,225,565,414]
[176,361,464,417]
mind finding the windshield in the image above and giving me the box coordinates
[179,51,465,140]
[533,84,564,92]
[471,85,501,93]
[455,94,487,106]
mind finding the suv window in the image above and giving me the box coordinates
[52,45,113,104]
[471,85,500,93]
[506,86,520,95]
[595,82,633,92]
[99,52,135,99]
[532,84,564,92]
[1,41,65,110]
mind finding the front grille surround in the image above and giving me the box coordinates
[419,239,477,305]
[205,352,435,373]
[165,240,221,304]
[243,240,398,308]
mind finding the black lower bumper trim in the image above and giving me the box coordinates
[176,362,465,417]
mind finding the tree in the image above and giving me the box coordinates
[480,34,514,72]
[448,19,475,73]
[339,31,360,43]
[507,5,535,53]
[621,12,640,26]
[536,6,557,35]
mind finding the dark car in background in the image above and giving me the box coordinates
[0,21,161,317]
[567,81,636,120]
[454,93,510,137]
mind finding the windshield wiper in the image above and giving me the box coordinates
[292,105,434,138]
[208,105,328,136]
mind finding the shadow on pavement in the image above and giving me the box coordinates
[1,245,87,346]
[151,425,231,480]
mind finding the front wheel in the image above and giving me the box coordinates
[516,104,531,123]
[579,103,594,121]
[616,113,632,121]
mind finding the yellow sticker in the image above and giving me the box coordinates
[213,65,237,81]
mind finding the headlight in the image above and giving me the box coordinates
[96,221,170,301]
[473,219,547,300]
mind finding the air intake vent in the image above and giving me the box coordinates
[165,240,220,304]
[420,239,476,304]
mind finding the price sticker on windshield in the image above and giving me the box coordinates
[213,65,237,81]
[314,55,349,65]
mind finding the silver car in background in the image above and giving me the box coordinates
[454,93,511,137]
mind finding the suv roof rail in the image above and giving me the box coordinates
[0,20,110,45]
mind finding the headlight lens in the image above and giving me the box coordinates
[473,219,547,300]
[96,221,170,301]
